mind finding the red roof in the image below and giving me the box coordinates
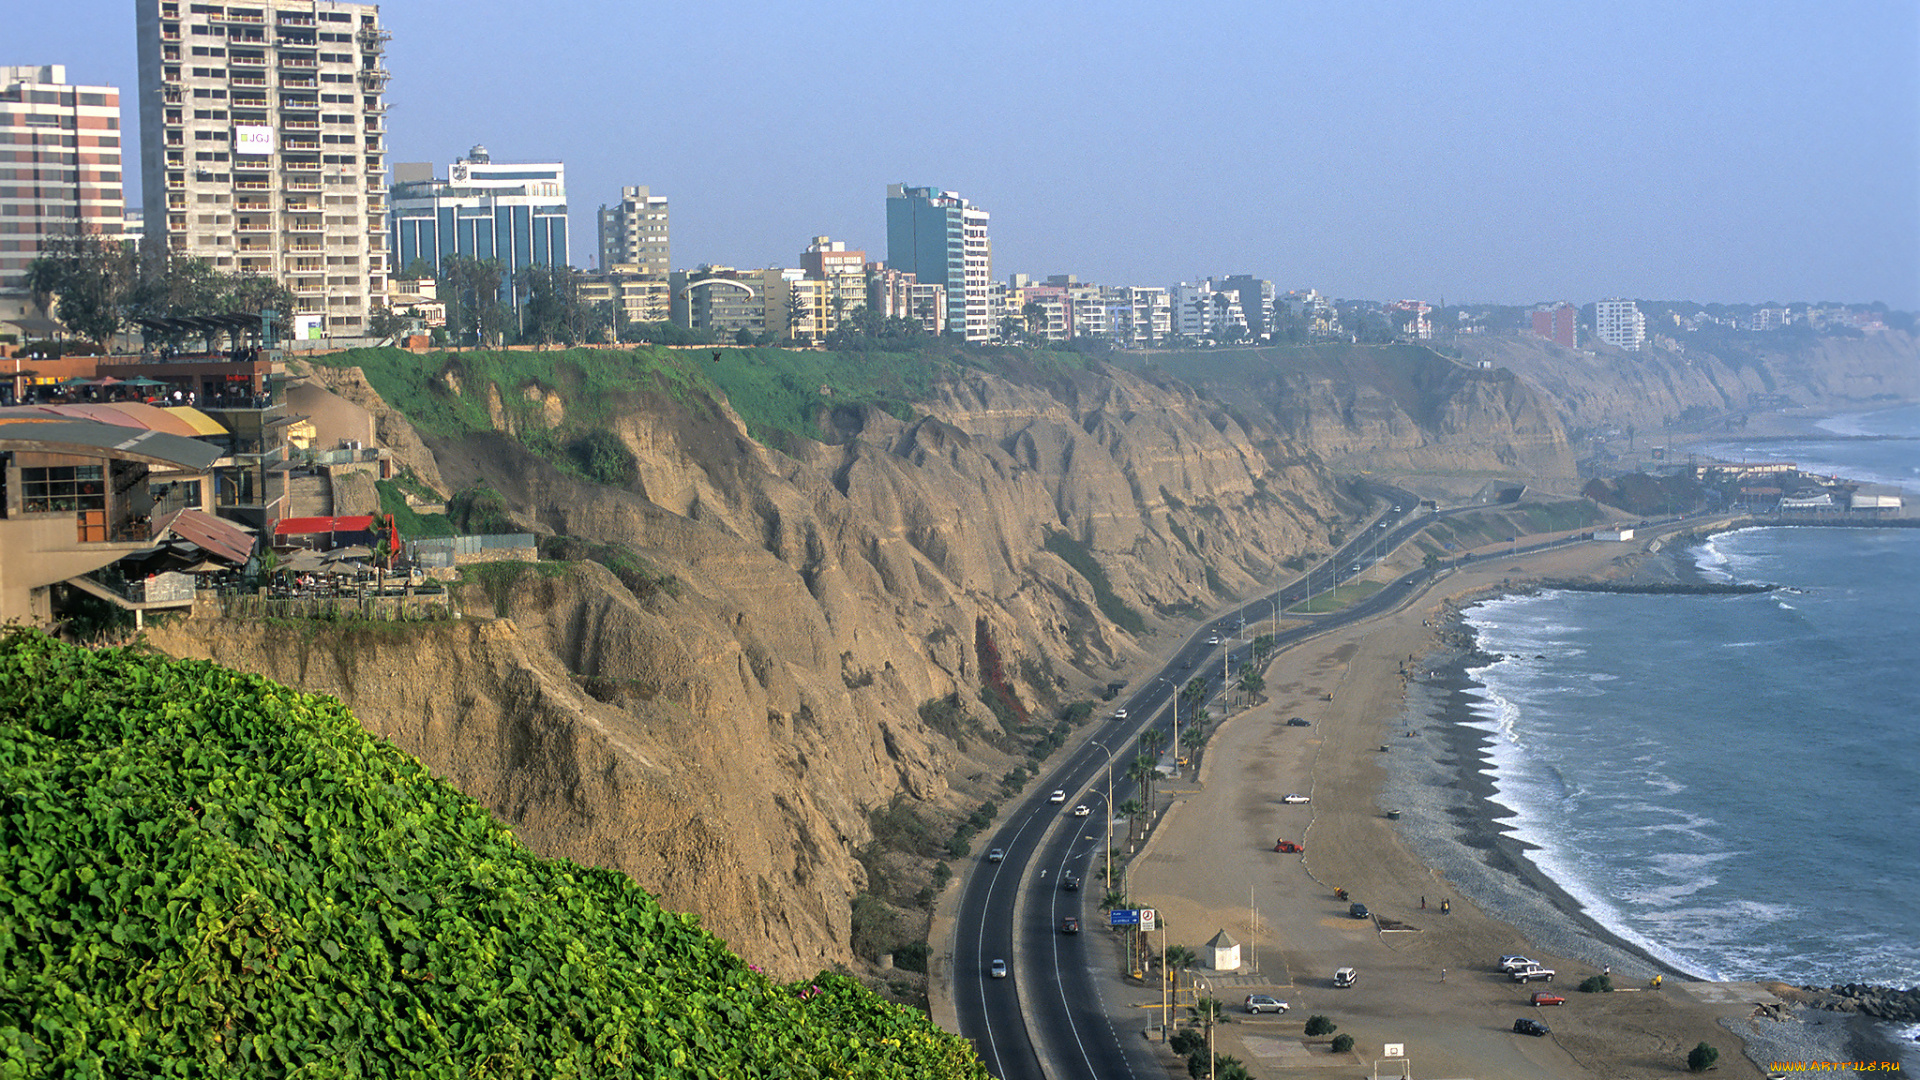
[274,515,376,536]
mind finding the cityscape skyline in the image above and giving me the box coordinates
[10,0,1919,309]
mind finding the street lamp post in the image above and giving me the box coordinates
[1194,974,1215,1080]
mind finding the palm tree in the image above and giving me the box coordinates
[1237,664,1264,707]
[1100,888,1127,912]
[371,518,395,597]
[1139,728,1167,759]
[1128,753,1158,810]
[1164,945,1198,1004]
[1116,797,1145,844]
[1181,725,1207,759]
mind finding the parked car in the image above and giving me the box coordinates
[1072,804,1091,817]
[1208,635,1220,645]
[1243,995,1288,1014]
[1513,1017,1551,1037]
[1049,790,1067,803]
[1333,967,1357,988]
[1281,793,1310,804]
[1349,902,1371,920]
[1273,839,1303,853]
[986,848,1005,863]
[1510,965,1556,983]
[1498,955,1535,972]
[990,959,1008,979]
[1531,991,1566,1007]
[1060,916,1080,934]
[1287,717,1311,727]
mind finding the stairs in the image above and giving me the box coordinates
[286,474,333,518]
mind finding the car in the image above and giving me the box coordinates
[1531,991,1566,1007]
[1060,916,1080,934]
[1113,707,1128,720]
[1333,967,1357,988]
[1510,965,1556,983]
[1181,658,1193,669]
[1349,902,1371,920]
[1207,635,1220,645]
[1393,505,1402,512]
[1498,955,1536,972]
[1273,839,1303,853]
[1350,564,1361,572]
[990,959,1007,979]
[1281,793,1310,804]
[1061,875,1081,891]
[1244,994,1288,1014]
[1072,804,1091,817]
[986,848,1005,863]
[1378,522,1389,528]
[1287,717,1311,727]
[1049,790,1066,803]
[1513,1017,1551,1037]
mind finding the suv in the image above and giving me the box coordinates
[1061,874,1081,891]
[1333,967,1357,988]
[1243,995,1288,1014]
[1349,902,1370,920]
[1498,955,1535,972]
[1513,1017,1550,1037]
[1510,965,1556,983]
[1060,916,1080,934]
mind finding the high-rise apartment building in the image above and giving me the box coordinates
[389,147,568,284]
[597,185,667,275]
[800,235,866,320]
[885,184,990,342]
[1215,275,1275,338]
[1593,298,1646,351]
[134,0,391,336]
[1531,302,1577,347]
[0,66,125,296]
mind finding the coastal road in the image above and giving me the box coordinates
[954,487,1445,1078]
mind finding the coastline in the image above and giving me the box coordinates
[1393,542,1918,1072]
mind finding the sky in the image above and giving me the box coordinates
[17,0,1920,308]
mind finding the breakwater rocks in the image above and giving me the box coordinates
[1795,984,1920,1024]
[1535,580,1776,596]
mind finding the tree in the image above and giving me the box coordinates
[371,519,394,596]
[784,288,811,345]
[1115,797,1144,843]
[1181,725,1207,757]
[25,233,136,347]
[1330,1034,1354,1054]
[1304,1015,1337,1037]
[1022,300,1047,340]
[1687,1043,1718,1072]
[1423,550,1442,575]
[1163,944,1197,1003]
[1139,728,1167,758]
[368,304,410,342]
[1236,664,1263,706]
[440,255,508,347]
[1127,753,1157,809]
[397,256,437,281]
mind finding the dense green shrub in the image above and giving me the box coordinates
[1579,974,1614,993]
[1331,1033,1355,1053]
[1304,1014,1337,1036]
[1688,1042,1719,1072]
[0,629,986,1078]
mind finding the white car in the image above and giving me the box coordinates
[1072,804,1091,817]
[1113,708,1128,720]
[1049,790,1067,803]
[990,959,1007,979]
[1281,793,1310,805]
[1499,955,1536,972]
[1208,635,1220,645]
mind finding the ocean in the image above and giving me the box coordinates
[1456,405,1920,1011]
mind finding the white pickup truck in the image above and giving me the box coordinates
[1509,964,1556,983]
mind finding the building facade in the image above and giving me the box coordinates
[0,66,125,297]
[596,184,667,276]
[1531,302,1577,347]
[865,264,945,336]
[389,146,568,287]
[1593,298,1646,351]
[800,235,866,324]
[134,0,391,336]
[1215,275,1275,338]
[885,183,990,342]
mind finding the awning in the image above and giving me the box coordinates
[153,508,256,565]
[158,405,228,436]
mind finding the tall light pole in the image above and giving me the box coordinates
[1195,973,1215,1080]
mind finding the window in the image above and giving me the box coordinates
[22,465,105,513]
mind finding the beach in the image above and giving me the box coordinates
[1125,531,1892,1079]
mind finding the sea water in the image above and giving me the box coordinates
[1460,406,1920,1004]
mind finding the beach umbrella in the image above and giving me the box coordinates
[325,545,373,562]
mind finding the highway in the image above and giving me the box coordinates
[951,485,1430,1079]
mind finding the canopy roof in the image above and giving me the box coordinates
[153,508,255,565]
[0,420,222,471]
[134,312,269,339]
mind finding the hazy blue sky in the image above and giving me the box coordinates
[19,0,1920,307]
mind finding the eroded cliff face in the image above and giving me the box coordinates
[154,359,1362,979]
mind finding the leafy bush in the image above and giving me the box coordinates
[1304,1014,1338,1036]
[0,630,987,1079]
[1169,1029,1204,1055]
[570,427,637,487]
[1579,974,1614,993]
[891,941,931,974]
[1331,1033,1355,1053]
[1688,1042,1719,1072]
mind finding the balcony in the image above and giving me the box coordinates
[279,76,316,89]
[165,134,184,148]
[283,179,319,192]
[280,57,318,70]
[233,159,270,172]
[282,161,321,172]
[282,119,318,131]
[162,89,182,104]
[234,179,270,190]
[281,139,319,152]
[236,241,273,252]
[279,98,318,111]
[229,55,267,68]
[235,200,270,212]
[286,243,320,253]
[285,223,322,233]
[230,74,266,87]
[357,68,390,90]
[292,283,325,296]
[235,223,272,233]
[160,28,181,41]
[162,69,182,85]
[217,11,266,24]
[277,13,315,25]
[230,93,268,107]
[165,176,186,189]
[282,200,316,212]
[276,37,317,51]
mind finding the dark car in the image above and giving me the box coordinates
[1062,875,1081,891]
[1287,717,1311,727]
[1513,1017,1551,1037]
[1060,916,1080,934]
[1349,902,1370,920]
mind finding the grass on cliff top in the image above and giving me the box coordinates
[310,343,1103,454]
[0,629,987,1079]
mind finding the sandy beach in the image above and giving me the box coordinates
[1124,529,1878,1079]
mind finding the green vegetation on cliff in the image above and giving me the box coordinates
[0,630,986,1079]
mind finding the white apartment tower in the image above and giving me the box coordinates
[0,66,125,297]
[1593,298,1647,351]
[597,185,668,275]
[134,0,391,336]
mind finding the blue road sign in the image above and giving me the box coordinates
[1109,909,1140,927]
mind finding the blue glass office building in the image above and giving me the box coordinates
[390,148,569,292]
